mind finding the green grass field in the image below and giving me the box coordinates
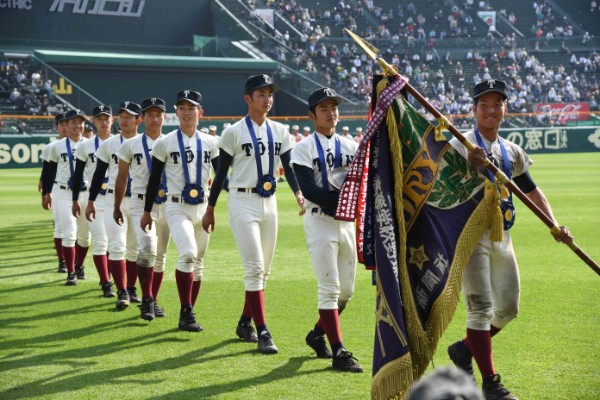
[1,153,599,400]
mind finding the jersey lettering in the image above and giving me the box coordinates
[203,150,211,164]
[133,153,144,165]
[170,152,181,164]
[241,141,283,157]
[60,152,70,162]
[185,149,195,163]
[88,153,96,163]
[111,154,119,164]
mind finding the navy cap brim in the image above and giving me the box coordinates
[175,98,200,106]
[474,88,507,99]
[119,108,139,116]
[93,111,112,117]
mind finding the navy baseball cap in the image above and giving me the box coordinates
[84,120,95,132]
[308,87,343,109]
[244,74,279,93]
[473,79,508,100]
[119,101,141,116]
[176,90,202,106]
[65,109,87,120]
[54,112,67,124]
[92,105,112,117]
[141,97,166,112]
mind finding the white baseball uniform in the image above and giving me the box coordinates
[41,139,63,241]
[75,136,108,256]
[290,131,358,309]
[151,129,219,278]
[95,134,138,262]
[45,136,90,248]
[118,133,170,272]
[219,117,294,291]
[450,130,532,330]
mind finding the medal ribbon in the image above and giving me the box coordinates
[244,115,274,181]
[177,128,202,186]
[66,138,75,181]
[473,128,512,183]
[314,132,341,191]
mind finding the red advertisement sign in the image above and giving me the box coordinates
[534,102,590,121]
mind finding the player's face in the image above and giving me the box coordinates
[309,99,339,136]
[82,129,94,139]
[175,101,203,129]
[118,111,138,131]
[93,114,113,135]
[473,92,507,136]
[143,107,165,132]
[67,117,85,137]
[57,120,69,138]
[245,87,273,115]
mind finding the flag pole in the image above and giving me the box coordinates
[345,29,600,276]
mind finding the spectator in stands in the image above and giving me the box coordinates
[9,88,20,104]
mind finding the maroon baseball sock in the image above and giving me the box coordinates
[192,280,202,307]
[319,309,342,347]
[464,328,495,378]
[108,259,126,290]
[152,271,164,300]
[54,238,64,261]
[137,265,154,298]
[125,260,138,288]
[63,246,76,273]
[75,243,89,268]
[246,290,266,328]
[175,269,193,306]
[93,254,110,283]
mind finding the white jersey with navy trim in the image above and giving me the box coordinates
[46,136,88,187]
[41,138,61,162]
[151,129,219,194]
[290,131,358,210]
[95,134,138,191]
[117,133,164,195]
[219,117,294,189]
[75,135,109,184]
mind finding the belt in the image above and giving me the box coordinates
[107,189,131,197]
[311,207,334,217]
[59,185,87,192]
[237,188,259,193]
[170,196,205,204]
[136,193,167,204]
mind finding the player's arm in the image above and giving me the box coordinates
[71,158,86,217]
[41,160,57,210]
[113,159,130,225]
[202,149,233,233]
[86,160,109,221]
[141,156,165,231]
[280,149,304,211]
[210,157,229,192]
[292,163,339,210]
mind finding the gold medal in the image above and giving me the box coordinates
[263,181,272,191]
[101,183,107,190]
[504,209,513,221]
[189,189,198,198]
[158,189,166,197]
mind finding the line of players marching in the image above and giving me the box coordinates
[39,78,364,372]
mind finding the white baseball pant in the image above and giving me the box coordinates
[54,187,90,247]
[81,191,107,255]
[130,196,170,272]
[103,192,137,262]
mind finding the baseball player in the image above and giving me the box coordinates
[115,97,170,321]
[40,112,69,273]
[291,124,303,142]
[340,125,351,139]
[208,125,217,136]
[302,126,310,138]
[41,109,90,286]
[202,74,304,354]
[290,87,363,372]
[354,127,363,143]
[71,105,114,297]
[142,90,221,331]
[86,101,142,310]
[82,119,95,139]
[447,79,573,399]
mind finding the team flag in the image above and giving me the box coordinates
[337,75,496,399]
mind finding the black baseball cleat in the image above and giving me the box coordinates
[236,322,258,343]
[75,266,86,280]
[305,330,333,358]
[116,289,130,310]
[127,287,141,303]
[482,374,518,400]
[178,306,203,332]
[58,260,67,273]
[332,348,364,373]
[257,332,278,354]
[66,272,77,286]
[154,303,166,318]
[140,297,155,321]
[448,340,475,379]
[101,281,115,298]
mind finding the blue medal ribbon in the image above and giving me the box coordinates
[314,132,341,216]
[245,115,276,197]
[65,138,78,189]
[177,128,204,204]
[142,134,168,204]
[474,128,515,230]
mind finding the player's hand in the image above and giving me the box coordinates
[202,205,215,233]
[72,201,81,218]
[295,190,306,216]
[467,146,488,169]
[113,207,124,225]
[551,225,573,244]
[42,194,52,210]
[85,201,96,222]
[141,212,153,232]
[37,180,43,193]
